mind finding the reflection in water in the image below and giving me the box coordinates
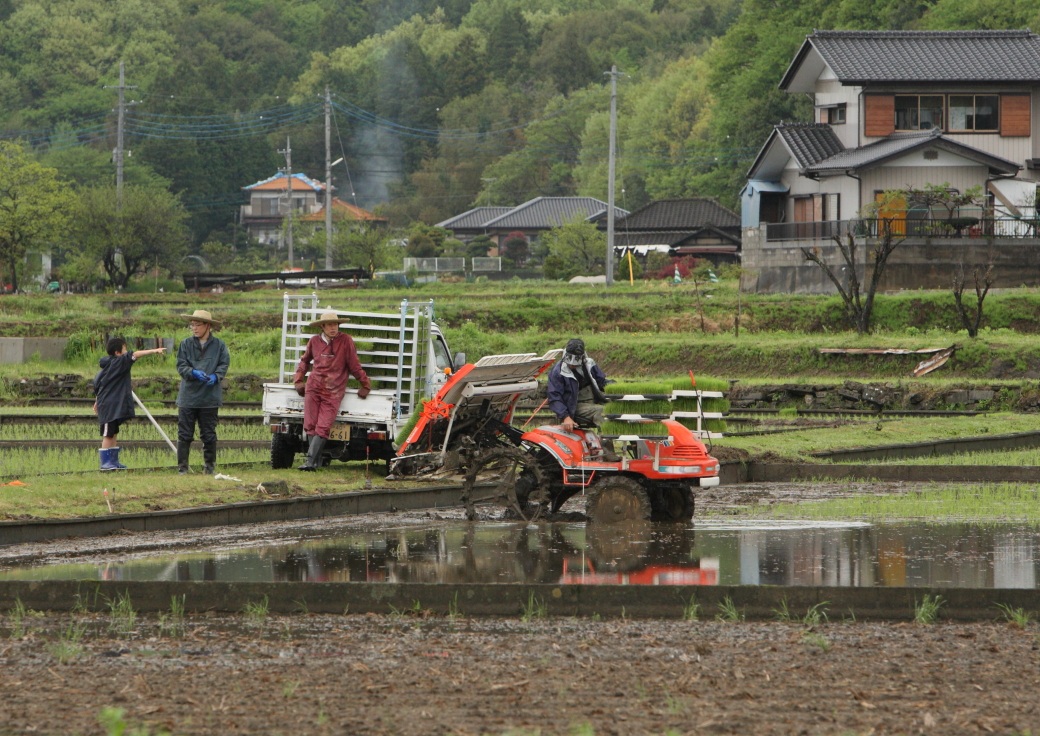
[2,521,1039,589]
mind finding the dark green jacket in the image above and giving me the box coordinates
[176,335,230,409]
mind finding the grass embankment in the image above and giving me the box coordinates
[5,280,1040,390]
[0,465,394,520]
[713,411,1040,462]
[744,483,1040,523]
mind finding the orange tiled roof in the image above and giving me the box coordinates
[244,173,325,192]
[301,198,387,223]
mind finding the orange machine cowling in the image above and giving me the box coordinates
[520,418,720,488]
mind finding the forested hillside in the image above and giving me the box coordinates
[2,0,1040,249]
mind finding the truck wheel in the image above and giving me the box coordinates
[586,476,651,524]
[271,432,297,469]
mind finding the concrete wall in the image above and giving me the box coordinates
[741,229,1040,294]
[0,337,68,364]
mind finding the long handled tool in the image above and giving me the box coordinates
[521,397,549,429]
[132,391,177,454]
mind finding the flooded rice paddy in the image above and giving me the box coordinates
[2,518,1039,589]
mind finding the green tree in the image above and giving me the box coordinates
[540,216,606,281]
[916,0,1040,30]
[69,184,189,289]
[336,224,395,275]
[405,222,451,257]
[0,141,68,292]
[500,231,529,267]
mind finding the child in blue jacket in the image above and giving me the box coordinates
[93,337,167,470]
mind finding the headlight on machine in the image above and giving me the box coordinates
[657,465,702,475]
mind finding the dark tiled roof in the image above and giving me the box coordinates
[807,129,1019,174]
[614,231,698,246]
[614,198,739,230]
[785,30,1040,86]
[485,197,627,229]
[776,123,845,169]
[436,206,513,229]
[615,227,742,248]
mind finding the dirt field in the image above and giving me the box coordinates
[1,481,1039,735]
[1,613,1038,735]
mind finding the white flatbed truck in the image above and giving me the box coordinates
[261,293,463,471]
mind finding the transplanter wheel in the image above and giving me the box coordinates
[585,476,652,524]
[652,485,695,522]
[461,446,549,521]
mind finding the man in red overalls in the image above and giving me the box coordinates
[293,310,371,471]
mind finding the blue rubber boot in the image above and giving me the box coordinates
[110,447,128,470]
[99,448,120,471]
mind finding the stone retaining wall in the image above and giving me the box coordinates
[729,380,1040,413]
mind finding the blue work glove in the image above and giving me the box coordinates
[206,373,219,386]
[190,369,207,382]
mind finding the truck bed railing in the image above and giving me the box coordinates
[277,293,436,421]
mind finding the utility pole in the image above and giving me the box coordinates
[279,138,294,269]
[104,61,136,211]
[324,87,334,270]
[605,65,620,286]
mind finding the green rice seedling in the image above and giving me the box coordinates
[716,596,743,622]
[447,592,461,620]
[49,619,88,664]
[98,705,171,736]
[743,481,1040,523]
[914,594,945,625]
[107,590,138,638]
[388,600,426,618]
[395,400,425,446]
[682,595,701,622]
[773,598,794,622]
[995,602,1033,628]
[0,445,269,477]
[282,680,300,699]
[803,601,830,626]
[664,689,688,715]
[7,598,41,638]
[242,596,269,627]
[801,631,831,652]
[158,595,186,638]
[520,591,547,621]
[70,591,94,615]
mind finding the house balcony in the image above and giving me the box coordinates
[743,215,1040,294]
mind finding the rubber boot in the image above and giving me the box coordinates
[99,448,120,471]
[110,447,128,470]
[298,435,327,471]
[203,442,216,475]
[177,441,190,475]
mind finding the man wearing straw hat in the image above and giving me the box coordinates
[175,309,230,475]
[292,310,371,471]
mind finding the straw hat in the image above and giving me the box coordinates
[305,310,348,332]
[180,309,222,329]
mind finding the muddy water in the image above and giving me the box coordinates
[1,519,1038,588]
